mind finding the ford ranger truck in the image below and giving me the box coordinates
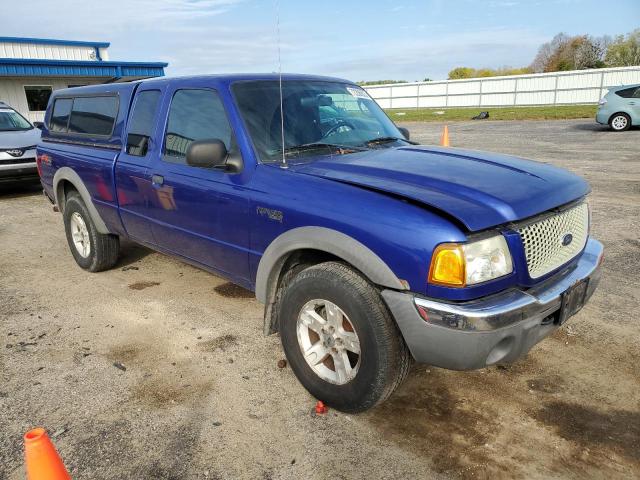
[37,75,603,413]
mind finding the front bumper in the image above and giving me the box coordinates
[382,238,603,370]
[0,149,38,183]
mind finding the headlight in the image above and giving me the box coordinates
[428,235,513,287]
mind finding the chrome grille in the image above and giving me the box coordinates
[517,203,589,279]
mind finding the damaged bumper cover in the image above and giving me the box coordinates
[382,238,603,370]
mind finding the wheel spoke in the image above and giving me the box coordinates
[304,342,330,366]
[300,308,326,334]
[332,350,353,383]
[340,331,360,354]
[324,302,342,326]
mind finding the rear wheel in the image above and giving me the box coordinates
[278,262,411,412]
[63,192,119,272]
[609,113,631,131]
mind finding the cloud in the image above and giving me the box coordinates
[317,28,547,80]
[2,0,548,81]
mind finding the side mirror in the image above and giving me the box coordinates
[186,139,227,169]
[33,121,44,130]
[398,127,410,140]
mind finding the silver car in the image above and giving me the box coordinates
[0,102,41,184]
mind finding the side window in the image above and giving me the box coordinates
[615,87,637,99]
[68,96,118,135]
[126,90,161,156]
[633,88,640,99]
[164,89,232,164]
[50,98,73,132]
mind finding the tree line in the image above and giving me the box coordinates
[452,29,639,79]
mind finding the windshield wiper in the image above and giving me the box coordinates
[363,136,407,146]
[282,142,366,157]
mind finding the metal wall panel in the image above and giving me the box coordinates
[448,81,480,94]
[418,96,447,108]
[515,91,555,105]
[556,88,601,104]
[0,41,98,61]
[481,93,516,106]
[391,84,419,97]
[448,94,480,106]
[363,66,640,108]
[517,75,556,91]
[419,82,447,96]
[482,78,516,93]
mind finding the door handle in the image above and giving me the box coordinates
[151,174,164,186]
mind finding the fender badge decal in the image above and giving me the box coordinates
[257,206,283,223]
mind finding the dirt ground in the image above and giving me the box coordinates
[1,119,638,479]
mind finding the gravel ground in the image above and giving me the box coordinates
[1,119,639,479]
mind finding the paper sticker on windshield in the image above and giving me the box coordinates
[346,87,370,99]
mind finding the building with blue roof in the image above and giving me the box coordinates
[0,37,167,122]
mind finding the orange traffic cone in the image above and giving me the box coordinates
[24,428,71,480]
[440,125,450,147]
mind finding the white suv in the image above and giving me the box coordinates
[0,102,41,184]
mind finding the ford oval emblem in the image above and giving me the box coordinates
[562,233,573,246]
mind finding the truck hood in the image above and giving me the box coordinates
[0,128,41,149]
[289,145,590,231]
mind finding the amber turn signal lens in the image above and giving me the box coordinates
[428,244,466,287]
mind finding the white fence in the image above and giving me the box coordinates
[363,66,640,109]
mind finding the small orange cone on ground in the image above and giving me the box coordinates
[440,125,450,147]
[315,400,328,414]
[24,428,71,480]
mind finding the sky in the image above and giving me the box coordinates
[2,0,639,81]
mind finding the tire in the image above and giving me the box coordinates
[63,192,119,272]
[609,112,631,132]
[278,261,412,413]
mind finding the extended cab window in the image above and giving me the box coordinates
[50,98,73,132]
[68,96,118,136]
[163,89,232,163]
[127,90,161,156]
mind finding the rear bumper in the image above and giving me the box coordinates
[382,238,603,370]
[595,111,610,125]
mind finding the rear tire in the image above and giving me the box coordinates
[63,192,119,272]
[609,112,631,131]
[278,262,411,413]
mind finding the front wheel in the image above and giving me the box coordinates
[278,262,411,412]
[609,113,631,131]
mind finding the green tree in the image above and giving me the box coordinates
[605,29,640,67]
[448,67,475,79]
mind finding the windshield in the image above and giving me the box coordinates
[232,80,407,162]
[0,109,33,131]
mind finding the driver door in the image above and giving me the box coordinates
[145,85,251,286]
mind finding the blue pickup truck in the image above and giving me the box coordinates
[37,74,603,412]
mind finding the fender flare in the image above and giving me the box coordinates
[255,226,406,306]
[53,167,111,234]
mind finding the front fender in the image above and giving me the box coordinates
[255,226,407,305]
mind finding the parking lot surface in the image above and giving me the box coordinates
[1,119,638,479]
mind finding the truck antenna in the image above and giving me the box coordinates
[275,0,287,169]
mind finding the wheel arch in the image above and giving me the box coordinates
[256,226,407,335]
[53,167,110,234]
[608,111,631,124]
